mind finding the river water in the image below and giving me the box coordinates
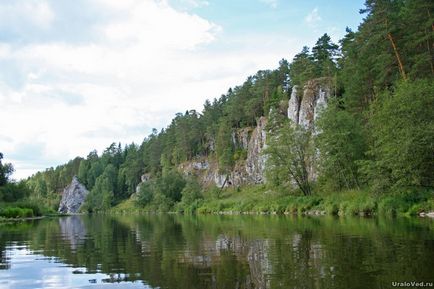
[0,215,433,289]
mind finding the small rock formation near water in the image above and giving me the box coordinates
[58,176,89,214]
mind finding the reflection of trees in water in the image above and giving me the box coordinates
[1,216,434,289]
[0,244,8,270]
[0,222,37,270]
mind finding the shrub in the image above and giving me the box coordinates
[181,178,203,205]
[0,207,34,218]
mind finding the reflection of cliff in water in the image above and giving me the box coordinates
[58,216,87,251]
[0,215,433,289]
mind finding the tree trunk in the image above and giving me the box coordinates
[387,32,407,80]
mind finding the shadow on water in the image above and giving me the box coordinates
[0,215,433,289]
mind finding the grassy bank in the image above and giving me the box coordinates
[0,200,57,220]
[111,186,434,217]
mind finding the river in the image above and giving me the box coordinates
[0,215,433,289]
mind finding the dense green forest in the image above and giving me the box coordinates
[1,0,433,217]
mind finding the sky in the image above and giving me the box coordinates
[0,0,365,179]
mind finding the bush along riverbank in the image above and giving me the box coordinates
[109,186,434,218]
[0,201,59,221]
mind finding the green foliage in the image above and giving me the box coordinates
[289,34,338,88]
[216,119,234,173]
[360,79,434,192]
[312,33,339,77]
[181,178,203,205]
[0,152,14,186]
[0,198,53,218]
[377,189,434,216]
[135,170,187,210]
[0,181,30,203]
[157,170,187,202]
[316,99,366,190]
[77,159,89,187]
[0,207,33,218]
[83,164,117,212]
[136,182,154,206]
[118,144,143,199]
[265,112,313,196]
[289,46,317,88]
[232,148,247,161]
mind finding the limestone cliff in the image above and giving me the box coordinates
[245,116,267,184]
[179,116,268,187]
[58,176,89,214]
[145,78,332,188]
[288,77,332,180]
[288,77,331,130]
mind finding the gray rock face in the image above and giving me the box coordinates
[287,78,332,181]
[174,78,332,188]
[288,86,300,124]
[231,127,252,149]
[245,116,267,184]
[58,176,89,214]
[288,78,331,129]
[179,117,268,187]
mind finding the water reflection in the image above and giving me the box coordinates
[0,215,433,289]
[59,216,87,251]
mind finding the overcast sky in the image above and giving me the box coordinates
[0,0,364,179]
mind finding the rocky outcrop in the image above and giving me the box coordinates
[288,86,300,124]
[179,117,268,187]
[288,78,332,181]
[288,77,331,130]
[180,158,245,187]
[58,176,89,214]
[134,173,151,194]
[174,78,332,188]
[231,127,252,149]
[245,116,267,184]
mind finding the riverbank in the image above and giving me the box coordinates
[0,216,46,222]
[111,186,434,217]
[0,200,58,221]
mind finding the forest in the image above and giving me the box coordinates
[1,0,433,218]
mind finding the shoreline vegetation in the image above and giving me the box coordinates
[110,187,434,218]
[2,187,434,221]
[1,186,434,220]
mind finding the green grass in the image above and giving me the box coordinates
[111,186,434,217]
[0,199,56,220]
[109,198,143,214]
[194,186,434,217]
[0,207,34,218]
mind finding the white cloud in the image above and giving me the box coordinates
[0,0,54,29]
[260,0,278,9]
[0,0,299,180]
[305,7,322,27]
[178,0,210,8]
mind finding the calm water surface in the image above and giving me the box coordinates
[0,215,433,289]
